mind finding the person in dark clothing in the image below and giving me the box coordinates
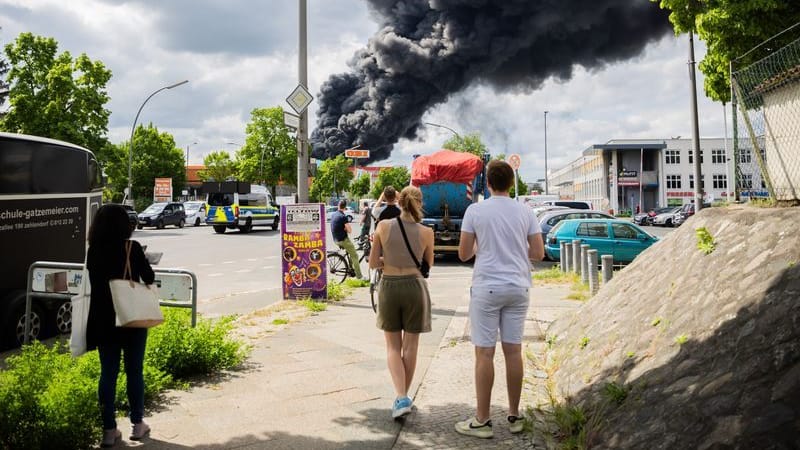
[374,186,401,223]
[86,204,155,447]
[358,201,372,244]
[330,199,365,280]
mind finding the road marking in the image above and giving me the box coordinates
[198,263,213,267]
[246,258,257,262]
[264,256,278,260]
[223,261,235,264]
[262,266,276,270]
[208,273,224,277]
[235,269,252,273]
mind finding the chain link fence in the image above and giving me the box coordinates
[731,25,800,204]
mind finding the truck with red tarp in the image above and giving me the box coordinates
[411,149,490,253]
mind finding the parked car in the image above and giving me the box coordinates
[137,202,186,229]
[538,209,615,246]
[543,200,593,210]
[652,207,683,227]
[184,200,207,226]
[634,207,677,226]
[108,203,138,231]
[544,219,659,264]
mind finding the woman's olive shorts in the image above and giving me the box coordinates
[376,274,432,333]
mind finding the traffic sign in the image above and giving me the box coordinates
[508,153,521,170]
[283,110,300,130]
[286,84,313,115]
[345,148,370,159]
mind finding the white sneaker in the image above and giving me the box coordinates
[455,417,493,438]
[101,428,121,447]
[507,415,524,434]
[130,421,151,440]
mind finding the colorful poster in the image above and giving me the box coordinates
[281,203,327,300]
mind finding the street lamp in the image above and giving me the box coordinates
[544,111,549,195]
[126,80,189,205]
[186,141,198,169]
[424,121,461,141]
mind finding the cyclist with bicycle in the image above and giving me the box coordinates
[330,199,366,281]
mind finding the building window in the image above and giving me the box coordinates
[712,174,727,189]
[760,147,767,162]
[666,174,682,189]
[689,174,706,189]
[711,149,726,164]
[741,174,753,189]
[739,149,752,163]
[688,150,704,164]
[665,150,680,164]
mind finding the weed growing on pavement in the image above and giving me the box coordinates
[695,227,716,255]
[300,298,328,312]
[567,281,590,301]
[271,318,289,325]
[546,334,558,350]
[651,317,662,327]
[534,267,581,285]
[602,382,629,406]
[344,278,369,288]
[578,337,590,349]
[674,334,689,346]
[326,282,351,302]
[625,351,636,359]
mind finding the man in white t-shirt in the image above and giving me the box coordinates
[454,159,545,439]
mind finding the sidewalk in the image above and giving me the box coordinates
[118,273,578,449]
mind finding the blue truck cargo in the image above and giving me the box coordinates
[412,151,490,253]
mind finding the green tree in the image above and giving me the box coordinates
[0,32,111,155]
[349,173,371,200]
[309,155,353,202]
[369,166,411,199]
[235,106,297,197]
[200,151,237,183]
[103,124,186,210]
[653,0,800,102]
[0,28,8,107]
[442,132,487,157]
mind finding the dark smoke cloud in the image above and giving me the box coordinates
[311,0,672,162]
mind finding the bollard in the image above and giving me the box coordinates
[572,240,581,273]
[602,255,614,284]
[580,244,590,283]
[587,250,599,295]
[562,242,571,272]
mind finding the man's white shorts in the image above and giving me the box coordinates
[469,285,529,347]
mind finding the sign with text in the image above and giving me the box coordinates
[345,148,370,159]
[507,153,521,170]
[283,110,300,130]
[154,178,173,202]
[281,203,327,300]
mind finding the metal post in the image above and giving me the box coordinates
[602,255,614,284]
[571,240,581,273]
[560,242,569,272]
[587,250,599,295]
[296,0,310,203]
[544,111,549,195]
[580,244,590,284]
[688,31,704,211]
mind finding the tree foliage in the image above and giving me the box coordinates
[235,106,297,196]
[0,28,8,107]
[653,0,800,103]
[349,173,371,200]
[200,151,237,183]
[0,32,111,155]
[309,155,353,202]
[442,132,488,157]
[369,166,411,199]
[103,124,185,210]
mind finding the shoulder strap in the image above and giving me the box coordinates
[395,217,421,269]
[123,241,133,281]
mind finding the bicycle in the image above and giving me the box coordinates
[326,235,371,284]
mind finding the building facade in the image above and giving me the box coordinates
[550,138,764,214]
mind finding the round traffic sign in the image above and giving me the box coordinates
[508,153,521,170]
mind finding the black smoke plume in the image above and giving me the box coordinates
[311,0,672,162]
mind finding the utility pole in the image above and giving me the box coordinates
[689,31,704,211]
[544,111,549,195]
[296,0,310,203]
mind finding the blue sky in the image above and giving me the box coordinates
[0,0,729,183]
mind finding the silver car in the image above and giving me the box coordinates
[651,207,682,227]
[184,201,207,226]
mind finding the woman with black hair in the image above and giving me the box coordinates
[86,204,155,447]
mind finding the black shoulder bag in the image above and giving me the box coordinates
[396,217,430,278]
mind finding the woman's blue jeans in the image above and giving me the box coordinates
[97,328,148,430]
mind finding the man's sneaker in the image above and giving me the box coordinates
[101,428,121,447]
[507,415,524,434]
[130,421,151,440]
[455,417,493,438]
[391,396,413,419]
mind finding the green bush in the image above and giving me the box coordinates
[146,309,248,379]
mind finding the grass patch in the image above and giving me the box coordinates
[344,278,369,288]
[271,318,289,325]
[748,198,777,208]
[326,282,351,302]
[695,227,716,255]
[578,337,590,350]
[534,267,581,285]
[299,299,328,312]
[602,382,629,406]
[566,280,590,301]
[674,334,689,346]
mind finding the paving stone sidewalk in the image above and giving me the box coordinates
[394,284,579,450]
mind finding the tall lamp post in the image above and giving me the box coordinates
[544,111,549,195]
[186,141,198,169]
[424,121,461,141]
[127,80,189,205]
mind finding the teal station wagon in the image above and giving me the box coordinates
[544,219,659,264]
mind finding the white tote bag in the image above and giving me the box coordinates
[69,266,90,357]
[109,241,163,328]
